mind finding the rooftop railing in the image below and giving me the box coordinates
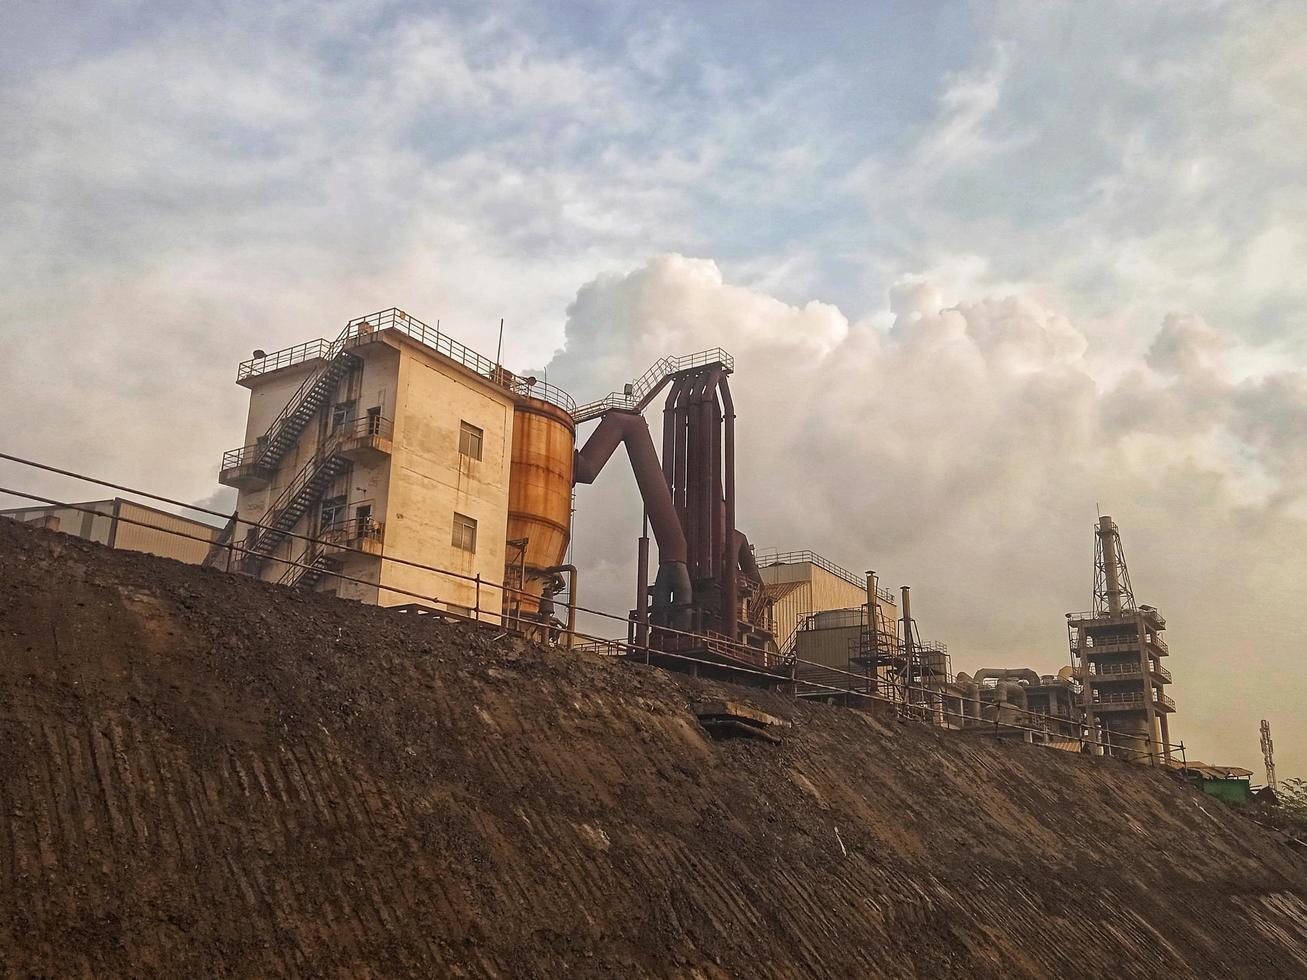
[237,338,333,381]
[236,308,578,414]
[755,548,895,602]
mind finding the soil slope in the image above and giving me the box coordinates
[1,517,1305,978]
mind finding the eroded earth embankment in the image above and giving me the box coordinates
[1,518,1305,978]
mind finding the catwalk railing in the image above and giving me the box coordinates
[235,308,577,414]
[0,449,1186,766]
[571,348,734,423]
[755,548,897,603]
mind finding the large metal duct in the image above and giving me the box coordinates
[972,667,1042,687]
[955,671,983,719]
[573,411,691,622]
[991,681,1028,710]
[698,368,722,580]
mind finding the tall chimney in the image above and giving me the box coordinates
[1098,515,1122,615]
[865,571,880,690]
[900,585,913,702]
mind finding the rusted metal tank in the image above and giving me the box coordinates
[506,398,575,616]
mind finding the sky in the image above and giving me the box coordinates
[3,0,1306,779]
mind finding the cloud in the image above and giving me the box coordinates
[844,1,1307,353]
[4,0,1306,782]
[552,254,1307,776]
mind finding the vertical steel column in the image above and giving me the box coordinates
[721,377,737,643]
[711,381,723,584]
[697,370,721,585]
[900,585,914,707]
[677,379,694,578]
[636,516,650,648]
[865,570,879,696]
[661,384,679,491]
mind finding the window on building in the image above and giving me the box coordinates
[458,421,484,460]
[331,400,356,430]
[451,512,477,552]
[320,495,347,531]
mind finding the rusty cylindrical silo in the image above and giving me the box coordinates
[506,397,575,618]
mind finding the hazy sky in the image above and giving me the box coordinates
[4,0,1305,778]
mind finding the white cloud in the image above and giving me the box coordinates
[552,254,1307,777]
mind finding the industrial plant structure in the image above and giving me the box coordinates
[1067,516,1176,763]
[209,309,578,626]
[211,308,779,667]
[756,550,889,653]
[154,310,1187,761]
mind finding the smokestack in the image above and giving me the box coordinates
[900,585,913,703]
[1098,515,1122,615]
[865,571,879,689]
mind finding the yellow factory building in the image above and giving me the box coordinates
[1,497,222,565]
[211,308,576,623]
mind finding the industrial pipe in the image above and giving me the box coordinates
[865,571,879,694]
[635,526,649,648]
[722,377,737,642]
[710,375,723,585]
[699,368,722,582]
[661,384,679,491]
[971,667,1041,687]
[900,585,914,703]
[992,681,1028,710]
[574,411,691,619]
[672,377,691,567]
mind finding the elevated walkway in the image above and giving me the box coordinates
[571,348,733,423]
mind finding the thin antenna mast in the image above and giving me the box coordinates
[495,318,505,383]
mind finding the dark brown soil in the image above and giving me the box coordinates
[2,517,1306,978]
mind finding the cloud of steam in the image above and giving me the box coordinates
[549,254,1307,774]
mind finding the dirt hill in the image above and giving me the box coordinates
[1,517,1305,978]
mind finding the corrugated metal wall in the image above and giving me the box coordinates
[761,561,869,649]
[1,502,115,543]
[113,501,219,564]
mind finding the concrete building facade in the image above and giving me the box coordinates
[757,550,894,653]
[213,309,576,621]
[1067,516,1176,764]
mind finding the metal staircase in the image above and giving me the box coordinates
[201,510,239,568]
[221,349,359,482]
[277,540,340,591]
[258,351,357,470]
[241,446,351,572]
[571,348,734,423]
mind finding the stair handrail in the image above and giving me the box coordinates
[277,539,325,586]
[571,348,734,423]
[244,433,349,561]
[201,510,239,568]
[252,324,359,469]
